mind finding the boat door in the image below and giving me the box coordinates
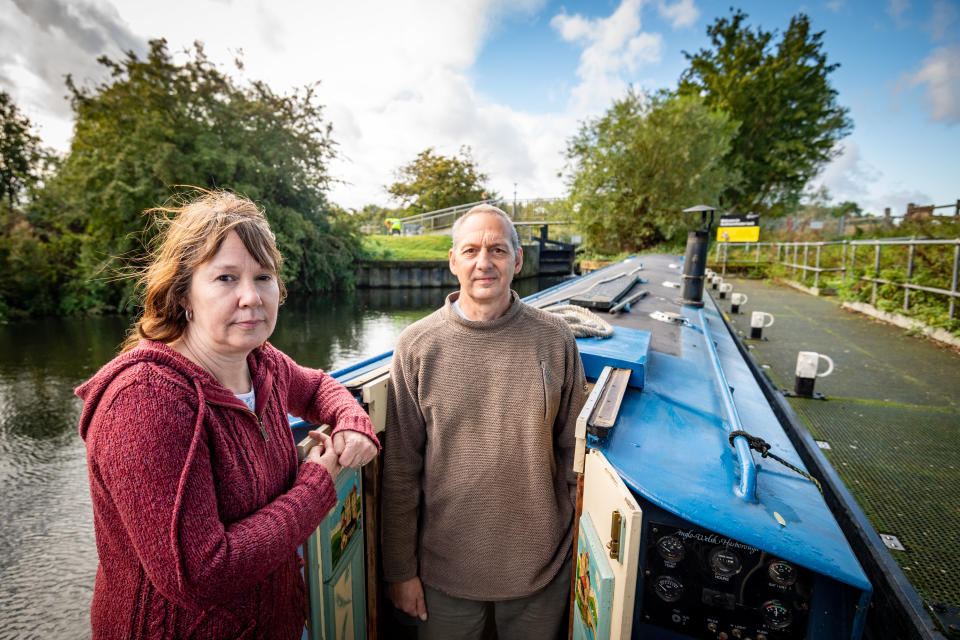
[299,364,391,640]
[575,449,643,640]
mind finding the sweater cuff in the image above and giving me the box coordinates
[383,569,419,584]
[294,462,338,542]
[332,416,381,451]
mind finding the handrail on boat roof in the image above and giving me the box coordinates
[697,308,758,503]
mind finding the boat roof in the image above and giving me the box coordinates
[526,254,872,593]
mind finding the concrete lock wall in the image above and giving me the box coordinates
[356,242,541,288]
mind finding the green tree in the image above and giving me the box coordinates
[565,90,739,253]
[27,39,359,315]
[0,92,59,318]
[0,91,51,207]
[352,203,404,233]
[387,146,495,213]
[679,9,852,216]
[830,200,862,218]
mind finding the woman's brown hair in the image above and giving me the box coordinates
[120,190,286,353]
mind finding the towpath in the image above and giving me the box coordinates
[720,277,960,610]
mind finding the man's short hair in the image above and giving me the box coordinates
[451,204,521,256]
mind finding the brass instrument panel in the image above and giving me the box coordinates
[641,522,813,640]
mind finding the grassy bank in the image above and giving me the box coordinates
[361,235,452,260]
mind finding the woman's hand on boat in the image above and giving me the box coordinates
[389,576,427,621]
[305,430,341,482]
[333,429,378,468]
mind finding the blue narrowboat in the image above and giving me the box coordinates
[290,214,942,640]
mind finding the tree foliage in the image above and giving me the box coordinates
[19,39,359,316]
[0,91,52,207]
[0,92,59,318]
[387,146,495,213]
[350,203,405,233]
[565,90,739,253]
[678,9,851,216]
[790,187,864,225]
[831,200,862,218]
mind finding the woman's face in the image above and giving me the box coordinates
[182,230,280,359]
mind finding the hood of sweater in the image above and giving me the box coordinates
[76,339,276,441]
[444,290,524,332]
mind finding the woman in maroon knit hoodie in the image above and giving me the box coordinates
[76,191,379,639]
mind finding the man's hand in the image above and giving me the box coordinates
[333,429,379,468]
[388,577,428,621]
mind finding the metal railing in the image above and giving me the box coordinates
[714,242,778,271]
[396,198,568,233]
[850,238,960,319]
[395,200,502,233]
[776,241,848,289]
[714,238,960,320]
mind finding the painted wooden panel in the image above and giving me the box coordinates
[581,449,643,640]
[574,513,614,640]
[304,466,366,640]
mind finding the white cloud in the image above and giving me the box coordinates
[0,0,563,207]
[825,0,845,13]
[810,141,940,215]
[926,0,958,41]
[887,0,910,26]
[0,0,144,143]
[656,0,699,29]
[874,189,933,216]
[551,0,663,115]
[809,141,880,202]
[906,44,960,124]
[0,0,672,209]
[323,65,575,206]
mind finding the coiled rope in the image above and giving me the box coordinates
[728,430,823,494]
[544,304,614,338]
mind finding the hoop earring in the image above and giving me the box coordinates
[186,309,194,322]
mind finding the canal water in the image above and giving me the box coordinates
[0,279,562,638]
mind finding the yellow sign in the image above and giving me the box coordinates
[717,225,760,242]
[716,213,760,242]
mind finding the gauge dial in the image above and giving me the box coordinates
[653,575,684,602]
[708,547,742,576]
[656,535,686,562]
[768,560,797,586]
[761,600,793,629]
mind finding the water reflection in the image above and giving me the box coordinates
[0,316,127,638]
[0,278,565,638]
[271,288,449,371]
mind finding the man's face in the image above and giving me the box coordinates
[449,212,523,309]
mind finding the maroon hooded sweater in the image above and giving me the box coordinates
[76,339,378,639]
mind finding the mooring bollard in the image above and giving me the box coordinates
[731,292,748,313]
[711,275,722,291]
[719,282,732,299]
[794,351,834,398]
[750,311,774,339]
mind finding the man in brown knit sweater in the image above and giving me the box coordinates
[382,204,587,639]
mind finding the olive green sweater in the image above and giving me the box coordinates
[381,291,587,600]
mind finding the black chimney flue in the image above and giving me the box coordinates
[680,229,709,307]
[678,205,716,308]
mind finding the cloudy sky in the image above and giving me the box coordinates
[1,0,958,215]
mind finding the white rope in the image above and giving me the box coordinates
[544,304,614,338]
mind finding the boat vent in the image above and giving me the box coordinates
[650,311,689,326]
